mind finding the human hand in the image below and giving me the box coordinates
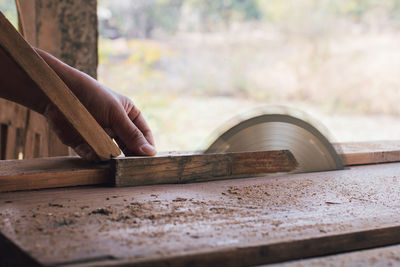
[36,49,156,160]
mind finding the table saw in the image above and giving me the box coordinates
[2,141,400,266]
[2,9,400,266]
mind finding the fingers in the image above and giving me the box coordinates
[74,143,100,161]
[127,105,155,146]
[112,110,157,156]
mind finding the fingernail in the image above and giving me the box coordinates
[140,144,157,155]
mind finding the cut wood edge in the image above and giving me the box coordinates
[0,11,120,160]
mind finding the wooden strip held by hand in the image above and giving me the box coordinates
[113,150,297,186]
[0,12,120,160]
[0,150,297,192]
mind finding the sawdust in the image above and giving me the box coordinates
[89,208,113,216]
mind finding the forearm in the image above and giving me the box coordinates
[0,46,156,159]
[0,47,50,114]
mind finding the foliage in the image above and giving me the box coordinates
[98,0,400,39]
[182,0,261,30]
[99,0,262,38]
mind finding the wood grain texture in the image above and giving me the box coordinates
[0,12,120,160]
[61,226,400,267]
[34,0,99,79]
[0,157,110,192]
[113,150,298,186]
[0,150,296,192]
[2,163,400,266]
[335,141,400,166]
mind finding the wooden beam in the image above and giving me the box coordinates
[100,225,400,266]
[0,12,120,160]
[2,141,400,192]
[0,157,110,192]
[0,150,296,192]
[269,243,400,267]
[336,141,400,166]
[113,150,297,186]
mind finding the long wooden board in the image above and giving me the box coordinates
[0,12,120,160]
[270,243,400,266]
[0,157,110,192]
[113,150,297,186]
[0,150,296,192]
[2,141,400,192]
[2,163,400,266]
[336,140,400,166]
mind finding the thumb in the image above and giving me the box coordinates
[112,113,156,156]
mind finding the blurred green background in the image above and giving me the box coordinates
[2,0,400,151]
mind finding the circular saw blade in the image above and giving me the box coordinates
[205,113,343,173]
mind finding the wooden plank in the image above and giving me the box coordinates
[114,150,297,186]
[0,231,41,267]
[60,226,400,266]
[269,244,400,266]
[2,140,400,192]
[0,150,296,192]
[0,12,120,160]
[0,157,110,192]
[2,163,400,266]
[15,0,37,46]
[335,140,400,166]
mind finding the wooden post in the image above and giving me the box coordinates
[35,0,99,79]
[13,0,99,158]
